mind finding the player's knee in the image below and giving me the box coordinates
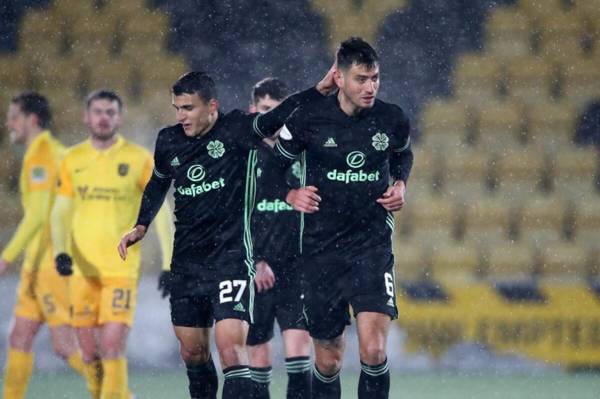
[8,327,35,351]
[51,342,72,360]
[359,341,387,365]
[315,355,342,375]
[180,344,211,365]
[217,343,246,367]
[99,336,126,358]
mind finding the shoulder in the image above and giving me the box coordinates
[373,99,409,127]
[62,140,90,161]
[157,123,183,142]
[121,139,152,160]
[294,95,331,118]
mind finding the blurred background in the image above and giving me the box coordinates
[1,0,600,397]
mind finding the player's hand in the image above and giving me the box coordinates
[377,181,406,212]
[315,62,337,96]
[55,253,73,276]
[254,261,275,293]
[157,270,173,298]
[286,186,321,213]
[0,259,10,276]
[118,225,147,260]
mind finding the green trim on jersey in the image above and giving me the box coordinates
[244,149,259,322]
[299,151,307,254]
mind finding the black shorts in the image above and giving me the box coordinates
[247,260,307,346]
[301,251,397,340]
[169,264,253,328]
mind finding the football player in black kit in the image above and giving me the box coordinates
[272,38,413,399]
[117,69,335,399]
[246,78,312,399]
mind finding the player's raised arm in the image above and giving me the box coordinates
[250,63,336,140]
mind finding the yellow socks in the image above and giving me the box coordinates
[67,351,86,376]
[100,358,128,399]
[82,358,103,399]
[2,348,34,399]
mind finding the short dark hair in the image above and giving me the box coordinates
[336,37,379,70]
[86,89,123,111]
[251,77,289,105]
[172,71,217,103]
[11,91,52,129]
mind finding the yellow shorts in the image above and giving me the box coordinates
[69,276,138,328]
[14,268,71,327]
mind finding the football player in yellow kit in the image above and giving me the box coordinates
[51,90,173,399]
[0,92,92,399]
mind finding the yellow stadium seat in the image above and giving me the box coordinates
[505,56,554,104]
[551,147,599,192]
[538,241,588,281]
[50,0,96,22]
[561,58,600,109]
[476,99,524,149]
[430,242,479,285]
[18,11,65,60]
[463,196,514,246]
[539,13,586,61]
[137,55,189,96]
[420,99,470,149]
[122,11,169,47]
[573,195,600,244]
[573,0,600,21]
[0,56,28,89]
[443,148,490,192]
[30,58,85,92]
[518,0,570,20]
[406,146,437,195]
[393,236,430,282]
[404,193,461,243]
[517,195,568,244]
[453,53,502,104]
[496,148,546,194]
[69,14,119,50]
[526,101,577,149]
[481,240,536,280]
[485,7,532,59]
[101,0,151,18]
[87,59,135,98]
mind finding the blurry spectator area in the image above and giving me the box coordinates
[396,0,600,301]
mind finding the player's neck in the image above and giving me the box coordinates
[24,126,43,147]
[337,91,361,116]
[90,134,118,150]
[194,112,219,137]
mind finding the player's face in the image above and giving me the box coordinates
[337,63,380,109]
[84,99,122,141]
[250,95,282,114]
[5,103,31,144]
[172,93,218,137]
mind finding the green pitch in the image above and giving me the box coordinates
[7,370,600,398]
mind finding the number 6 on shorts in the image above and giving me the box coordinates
[219,280,247,303]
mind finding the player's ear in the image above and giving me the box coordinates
[208,98,219,113]
[249,104,257,113]
[333,69,344,89]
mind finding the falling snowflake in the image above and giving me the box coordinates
[372,132,389,151]
[207,140,225,158]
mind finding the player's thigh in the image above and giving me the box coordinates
[48,324,78,358]
[35,268,71,327]
[70,276,102,328]
[13,270,45,325]
[246,289,276,347]
[282,329,311,358]
[301,258,351,340]
[99,322,130,358]
[349,252,397,320]
[8,316,43,351]
[76,327,99,361]
[99,277,138,327]
[247,341,272,367]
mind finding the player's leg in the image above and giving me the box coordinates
[49,324,87,376]
[71,276,103,399]
[215,318,253,398]
[302,259,350,399]
[350,253,397,399]
[356,312,391,399]
[247,288,276,399]
[173,325,217,399]
[282,329,312,399]
[170,276,218,399]
[98,277,138,399]
[2,316,41,399]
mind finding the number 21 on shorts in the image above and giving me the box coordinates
[219,280,247,303]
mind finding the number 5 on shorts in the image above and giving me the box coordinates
[219,280,247,303]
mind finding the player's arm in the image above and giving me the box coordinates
[118,135,172,260]
[51,158,76,275]
[0,190,51,275]
[377,110,414,212]
[154,201,174,298]
[250,63,336,141]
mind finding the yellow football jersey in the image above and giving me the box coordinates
[1,130,63,271]
[56,135,153,278]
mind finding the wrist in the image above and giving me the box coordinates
[135,224,148,235]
